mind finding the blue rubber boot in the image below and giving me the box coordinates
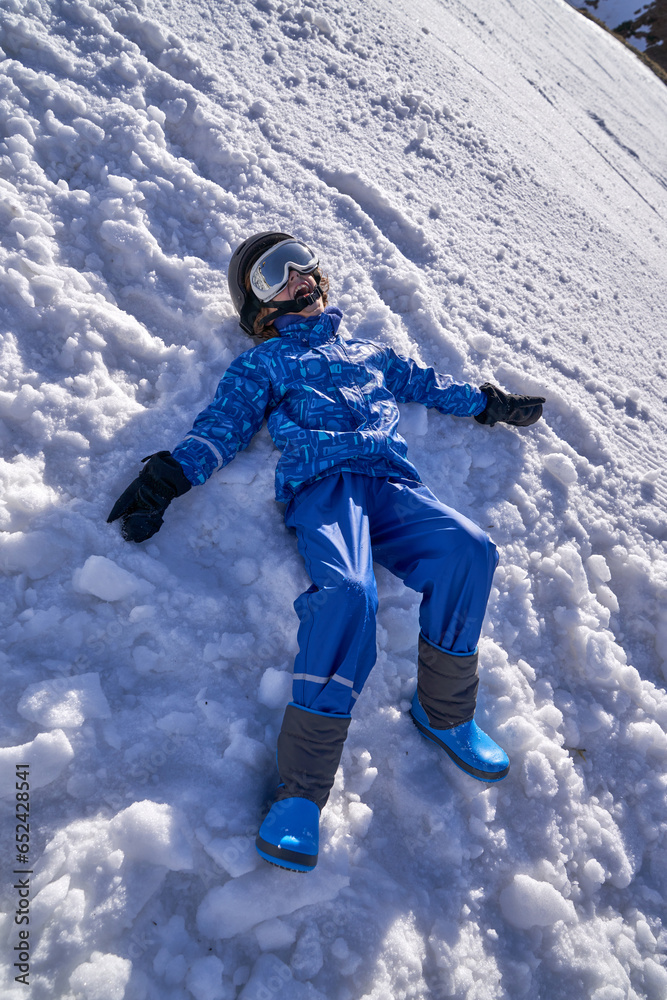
[410,690,509,782]
[256,796,320,872]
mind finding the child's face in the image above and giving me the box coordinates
[272,268,324,318]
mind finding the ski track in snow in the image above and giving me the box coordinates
[0,0,666,998]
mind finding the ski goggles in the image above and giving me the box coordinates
[249,239,319,302]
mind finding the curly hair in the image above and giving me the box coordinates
[246,270,330,340]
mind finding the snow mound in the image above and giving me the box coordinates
[499,873,577,929]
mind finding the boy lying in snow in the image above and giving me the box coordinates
[108,232,545,872]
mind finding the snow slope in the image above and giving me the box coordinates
[1,0,667,998]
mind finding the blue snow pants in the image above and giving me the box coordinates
[284,472,498,716]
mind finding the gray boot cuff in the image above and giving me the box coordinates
[276,703,351,810]
[417,635,479,730]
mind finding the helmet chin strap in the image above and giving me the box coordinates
[258,285,322,329]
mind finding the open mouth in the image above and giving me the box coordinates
[293,280,312,297]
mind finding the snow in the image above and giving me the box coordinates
[254,917,297,952]
[185,955,226,1000]
[196,870,350,940]
[238,953,324,1000]
[499,872,577,928]
[542,451,579,486]
[257,666,293,710]
[68,952,133,1000]
[0,0,666,997]
[73,554,148,602]
[0,730,74,794]
[17,672,111,729]
[108,800,194,871]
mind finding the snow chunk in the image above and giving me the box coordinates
[624,721,667,758]
[381,605,418,651]
[249,99,270,118]
[521,750,559,799]
[499,874,576,928]
[223,731,269,770]
[109,801,193,871]
[0,730,73,796]
[258,667,292,710]
[348,800,373,837]
[292,925,324,980]
[17,673,111,728]
[641,467,661,484]
[204,631,256,661]
[582,858,606,885]
[0,529,66,579]
[569,626,627,682]
[428,917,500,998]
[469,332,493,354]
[107,173,134,195]
[234,556,260,584]
[99,218,157,259]
[197,830,259,878]
[73,555,143,601]
[496,714,541,753]
[30,873,71,931]
[155,711,198,734]
[239,954,325,1000]
[255,917,297,951]
[186,955,226,1000]
[586,554,611,583]
[543,453,578,485]
[197,868,349,939]
[69,951,132,1000]
[644,957,667,996]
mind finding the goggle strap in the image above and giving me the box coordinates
[257,285,322,330]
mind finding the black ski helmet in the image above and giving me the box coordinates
[228,230,294,336]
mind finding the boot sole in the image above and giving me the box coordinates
[410,713,510,782]
[255,836,318,873]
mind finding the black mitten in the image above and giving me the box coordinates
[474,382,545,427]
[107,451,191,542]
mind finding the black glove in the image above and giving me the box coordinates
[474,382,545,427]
[107,451,191,543]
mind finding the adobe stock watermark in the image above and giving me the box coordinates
[12,763,32,987]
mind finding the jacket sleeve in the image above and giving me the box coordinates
[380,347,487,418]
[171,349,271,486]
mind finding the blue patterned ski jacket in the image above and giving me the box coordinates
[171,308,487,502]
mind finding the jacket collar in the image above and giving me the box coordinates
[276,307,343,347]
